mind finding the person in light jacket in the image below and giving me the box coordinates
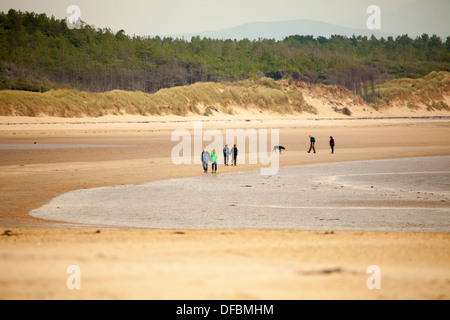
[211,149,218,173]
[223,144,230,166]
[201,149,211,173]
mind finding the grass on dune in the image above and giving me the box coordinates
[376,71,450,109]
[0,77,315,117]
[1,72,449,118]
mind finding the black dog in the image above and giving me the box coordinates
[272,145,286,154]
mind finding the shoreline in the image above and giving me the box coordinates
[29,156,450,233]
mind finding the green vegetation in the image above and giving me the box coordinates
[1,9,449,105]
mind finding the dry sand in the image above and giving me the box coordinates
[0,114,449,300]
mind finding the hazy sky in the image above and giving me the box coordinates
[0,0,447,37]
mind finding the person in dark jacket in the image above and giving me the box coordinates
[231,144,238,166]
[329,136,335,154]
[307,135,316,154]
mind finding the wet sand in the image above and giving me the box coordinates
[30,156,450,232]
[0,115,449,299]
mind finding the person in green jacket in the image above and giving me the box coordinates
[211,149,218,173]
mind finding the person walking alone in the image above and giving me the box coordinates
[329,136,335,154]
[223,144,230,166]
[211,149,218,173]
[307,135,316,154]
[231,144,238,166]
[201,148,211,173]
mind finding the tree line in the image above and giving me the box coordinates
[0,9,449,103]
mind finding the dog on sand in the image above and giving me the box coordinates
[272,145,285,154]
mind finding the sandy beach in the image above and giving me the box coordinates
[0,114,449,300]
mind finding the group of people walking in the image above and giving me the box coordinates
[201,136,336,173]
[201,144,238,173]
[308,135,335,154]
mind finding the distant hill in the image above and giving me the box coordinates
[176,19,395,41]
